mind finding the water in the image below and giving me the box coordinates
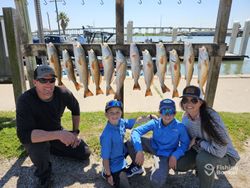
[132,35,250,75]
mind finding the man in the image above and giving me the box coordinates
[16,65,91,187]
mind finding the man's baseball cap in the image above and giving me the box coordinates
[180,85,204,100]
[159,99,176,115]
[34,65,56,79]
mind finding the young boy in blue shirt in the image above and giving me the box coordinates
[100,100,150,188]
[126,99,190,187]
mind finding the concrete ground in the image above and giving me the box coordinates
[1,75,250,113]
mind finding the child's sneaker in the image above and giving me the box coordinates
[126,164,144,177]
[101,168,107,180]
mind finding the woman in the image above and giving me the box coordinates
[176,85,240,188]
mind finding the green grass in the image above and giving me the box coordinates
[0,111,249,159]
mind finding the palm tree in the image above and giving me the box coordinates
[58,12,69,35]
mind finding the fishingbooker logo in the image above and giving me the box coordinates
[204,164,215,176]
[204,163,238,176]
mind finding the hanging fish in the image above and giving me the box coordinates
[46,42,63,86]
[101,43,115,96]
[169,49,181,98]
[88,49,104,95]
[130,43,141,90]
[156,42,170,93]
[197,46,209,96]
[143,50,154,96]
[73,41,93,98]
[114,50,127,100]
[62,49,81,91]
[183,42,195,86]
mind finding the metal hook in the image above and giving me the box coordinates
[158,0,161,5]
[43,0,48,5]
[62,0,66,5]
[100,0,104,5]
[81,0,85,5]
[138,0,142,5]
[177,0,182,4]
[197,0,201,4]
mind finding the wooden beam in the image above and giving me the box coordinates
[23,43,225,58]
[3,8,26,106]
[205,0,232,107]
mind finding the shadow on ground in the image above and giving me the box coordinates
[0,154,234,188]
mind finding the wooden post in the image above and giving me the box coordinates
[116,0,124,116]
[239,20,250,56]
[228,22,240,54]
[15,0,37,88]
[3,8,26,106]
[205,0,232,107]
[172,28,178,42]
[0,16,11,82]
[127,21,133,43]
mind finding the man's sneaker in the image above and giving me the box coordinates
[126,164,144,178]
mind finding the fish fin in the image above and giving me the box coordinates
[84,89,94,98]
[161,84,171,93]
[201,87,205,96]
[177,74,181,86]
[51,54,57,65]
[96,87,104,95]
[133,82,141,90]
[160,57,164,65]
[106,87,115,96]
[74,82,82,91]
[145,89,153,97]
[172,90,179,98]
[174,63,177,71]
[147,62,153,68]
[111,72,115,83]
[78,58,84,66]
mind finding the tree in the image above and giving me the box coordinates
[58,12,69,35]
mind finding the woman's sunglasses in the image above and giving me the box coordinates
[181,97,199,104]
[37,78,56,84]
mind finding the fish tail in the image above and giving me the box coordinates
[145,88,153,97]
[96,87,104,95]
[84,89,94,98]
[172,89,179,98]
[114,93,121,100]
[58,80,64,86]
[106,87,115,96]
[133,82,141,90]
[161,84,170,93]
[74,82,82,91]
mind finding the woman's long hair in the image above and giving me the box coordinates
[181,100,227,145]
[199,101,227,145]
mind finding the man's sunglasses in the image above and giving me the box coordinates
[37,78,56,84]
[181,97,199,104]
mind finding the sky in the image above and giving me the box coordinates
[0,0,250,32]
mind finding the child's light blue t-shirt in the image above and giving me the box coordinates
[100,118,136,173]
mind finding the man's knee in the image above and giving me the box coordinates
[24,142,50,161]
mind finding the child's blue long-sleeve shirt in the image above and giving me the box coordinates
[100,118,136,173]
[131,118,190,160]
